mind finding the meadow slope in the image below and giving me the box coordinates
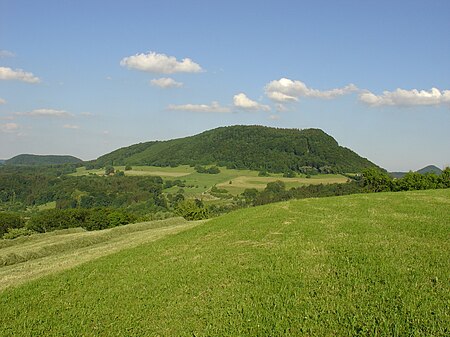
[1,189,449,336]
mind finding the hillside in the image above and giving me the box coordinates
[5,154,82,166]
[1,189,449,335]
[95,125,380,173]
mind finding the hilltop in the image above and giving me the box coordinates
[5,154,83,166]
[391,164,443,179]
[95,125,380,173]
[417,165,443,175]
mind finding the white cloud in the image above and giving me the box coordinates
[0,98,6,104]
[233,93,270,111]
[269,115,280,120]
[63,124,80,129]
[167,101,230,113]
[359,87,450,107]
[275,103,288,112]
[265,78,358,102]
[150,77,183,88]
[17,108,73,118]
[80,112,93,117]
[0,66,40,83]
[120,51,203,74]
[0,122,19,133]
[0,50,15,58]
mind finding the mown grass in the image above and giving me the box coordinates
[1,189,448,336]
[0,218,201,291]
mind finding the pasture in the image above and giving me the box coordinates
[1,189,449,336]
[72,165,349,196]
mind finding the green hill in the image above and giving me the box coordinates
[95,125,380,173]
[5,154,82,166]
[0,189,448,335]
[417,165,442,175]
[391,164,443,179]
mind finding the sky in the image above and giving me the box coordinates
[0,0,449,171]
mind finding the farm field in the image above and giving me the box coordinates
[0,189,449,336]
[72,165,349,196]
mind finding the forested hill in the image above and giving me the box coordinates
[5,154,83,166]
[95,126,380,173]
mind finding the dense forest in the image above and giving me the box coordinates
[5,154,83,166]
[94,125,380,173]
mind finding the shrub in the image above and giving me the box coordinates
[0,213,25,237]
[3,227,36,240]
[175,199,209,220]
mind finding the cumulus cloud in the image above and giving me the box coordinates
[0,66,40,83]
[0,122,20,133]
[265,78,358,102]
[269,115,280,120]
[120,52,203,74]
[233,93,270,111]
[0,98,6,105]
[17,108,73,118]
[150,77,183,88]
[359,87,450,107]
[167,101,230,113]
[0,50,15,58]
[63,124,80,129]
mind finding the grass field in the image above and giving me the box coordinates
[0,189,449,335]
[73,165,349,197]
[0,218,201,291]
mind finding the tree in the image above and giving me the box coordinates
[361,168,392,192]
[0,213,25,237]
[105,165,115,175]
[175,199,209,220]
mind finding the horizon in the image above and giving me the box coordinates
[0,124,448,173]
[1,0,449,171]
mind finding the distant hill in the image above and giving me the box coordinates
[95,125,380,173]
[390,165,443,178]
[0,160,5,165]
[5,154,83,166]
[416,165,442,175]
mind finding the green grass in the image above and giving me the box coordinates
[0,218,202,291]
[0,189,449,335]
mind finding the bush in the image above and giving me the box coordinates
[175,199,209,220]
[0,212,25,237]
[3,227,36,240]
[28,208,136,233]
[258,170,270,177]
[283,170,296,178]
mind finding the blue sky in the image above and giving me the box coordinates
[0,0,449,171]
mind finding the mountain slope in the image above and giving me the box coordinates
[96,125,380,173]
[5,154,82,166]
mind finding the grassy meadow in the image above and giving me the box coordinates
[72,165,349,196]
[0,189,449,335]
